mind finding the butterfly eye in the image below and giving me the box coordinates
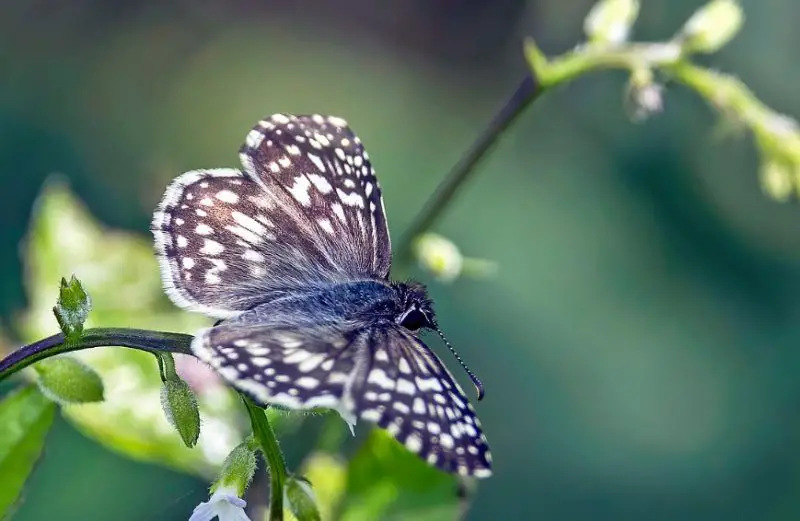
[399,307,431,331]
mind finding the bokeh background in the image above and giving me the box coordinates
[2,0,800,520]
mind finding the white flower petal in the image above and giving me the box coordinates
[188,502,216,521]
[216,502,251,521]
[217,493,246,509]
[188,487,251,521]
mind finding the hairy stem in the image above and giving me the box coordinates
[243,396,287,521]
[396,73,542,264]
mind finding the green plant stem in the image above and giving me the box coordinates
[526,40,684,88]
[0,328,193,382]
[243,396,286,521]
[156,352,178,382]
[665,62,800,160]
[396,73,542,265]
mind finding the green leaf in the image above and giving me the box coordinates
[17,178,251,477]
[52,275,91,343]
[0,386,56,518]
[35,356,104,404]
[338,429,461,521]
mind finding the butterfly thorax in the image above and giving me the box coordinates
[226,280,435,333]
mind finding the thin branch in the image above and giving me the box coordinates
[523,35,800,198]
[0,328,193,381]
[396,73,542,265]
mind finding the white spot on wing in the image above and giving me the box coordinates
[200,239,224,255]
[368,368,395,390]
[336,188,364,208]
[246,129,265,148]
[296,376,319,389]
[231,211,269,238]
[308,173,333,194]
[288,175,312,206]
[242,249,264,262]
[405,434,422,453]
[317,218,335,235]
[331,203,347,223]
[307,153,326,173]
[215,190,239,203]
[396,379,416,396]
[195,223,213,235]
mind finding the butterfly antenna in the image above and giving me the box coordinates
[435,327,485,401]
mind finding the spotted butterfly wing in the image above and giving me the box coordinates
[151,114,391,318]
[192,320,492,477]
[152,114,492,478]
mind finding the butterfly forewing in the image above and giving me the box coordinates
[152,114,391,317]
[238,114,391,280]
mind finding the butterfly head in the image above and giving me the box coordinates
[392,281,486,401]
[392,281,435,332]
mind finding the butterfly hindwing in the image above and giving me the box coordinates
[359,326,492,477]
[192,321,367,427]
[192,319,492,477]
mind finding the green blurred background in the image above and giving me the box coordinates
[3,0,800,519]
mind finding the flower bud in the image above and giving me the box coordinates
[52,274,91,342]
[759,156,796,202]
[160,378,200,448]
[413,233,464,282]
[285,476,321,521]
[35,356,104,404]
[678,0,743,54]
[212,441,258,497]
[584,0,640,45]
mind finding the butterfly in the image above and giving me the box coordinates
[151,114,492,477]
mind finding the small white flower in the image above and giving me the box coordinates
[189,486,251,521]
